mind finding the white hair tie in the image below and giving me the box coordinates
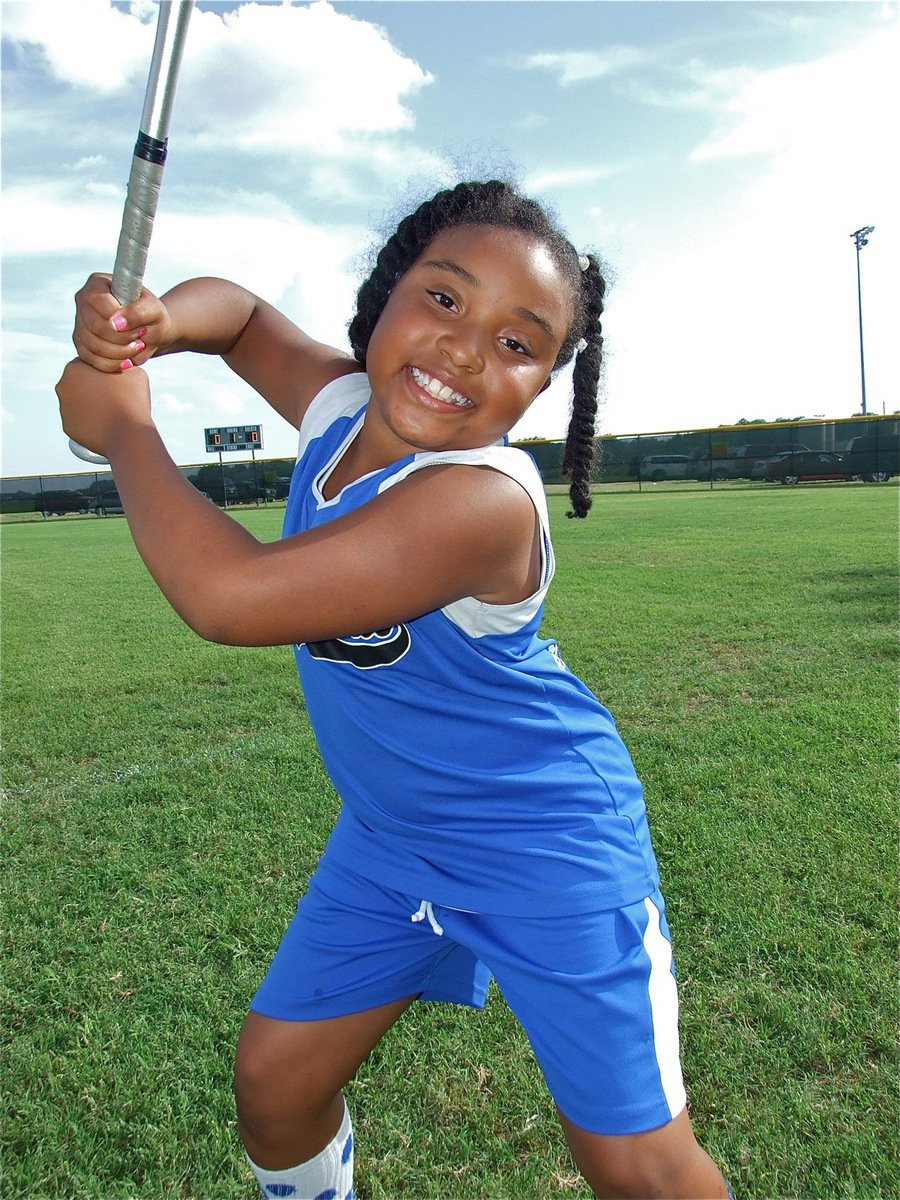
[578,254,590,272]
[576,336,588,353]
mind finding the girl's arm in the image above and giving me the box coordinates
[56,362,540,647]
[72,274,359,430]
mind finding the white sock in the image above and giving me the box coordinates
[246,1100,354,1200]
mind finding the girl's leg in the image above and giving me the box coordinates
[558,1107,730,1200]
[234,996,415,1169]
[426,897,731,1198]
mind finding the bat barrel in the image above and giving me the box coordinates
[139,1,193,145]
[68,0,193,466]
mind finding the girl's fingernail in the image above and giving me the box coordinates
[131,339,146,354]
[111,315,128,332]
[120,358,134,372]
[138,327,148,338]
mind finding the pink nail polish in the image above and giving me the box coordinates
[131,339,146,354]
[111,315,128,332]
[138,327,148,338]
[120,358,134,372]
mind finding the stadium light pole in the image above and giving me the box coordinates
[851,225,875,416]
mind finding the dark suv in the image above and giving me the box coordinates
[843,435,899,482]
[91,490,124,515]
[36,490,92,516]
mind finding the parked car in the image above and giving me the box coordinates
[748,448,831,480]
[692,457,735,482]
[193,478,238,504]
[758,451,853,485]
[36,490,92,515]
[232,481,276,502]
[0,490,36,515]
[843,434,899,482]
[639,454,694,482]
[696,442,814,480]
[91,490,124,515]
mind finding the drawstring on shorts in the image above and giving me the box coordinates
[411,900,444,936]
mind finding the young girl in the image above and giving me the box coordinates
[58,180,733,1200]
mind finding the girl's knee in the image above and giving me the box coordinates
[233,1012,333,1123]
[233,1013,350,1167]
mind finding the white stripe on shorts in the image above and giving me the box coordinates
[642,897,688,1120]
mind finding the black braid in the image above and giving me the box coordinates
[562,255,605,517]
[347,179,606,517]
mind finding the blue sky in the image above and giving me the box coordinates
[2,0,897,478]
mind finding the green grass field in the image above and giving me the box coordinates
[2,484,897,1199]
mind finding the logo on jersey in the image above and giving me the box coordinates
[548,641,569,672]
[303,625,411,669]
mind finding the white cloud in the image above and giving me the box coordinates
[2,181,134,258]
[70,156,109,172]
[2,176,361,319]
[513,46,654,86]
[513,113,550,134]
[620,72,745,115]
[3,1,434,156]
[1,0,158,91]
[0,330,87,476]
[691,25,900,166]
[163,2,433,153]
[145,204,359,309]
[1,329,66,358]
[143,357,302,470]
[156,390,194,416]
[588,16,900,435]
[526,165,623,193]
[509,364,575,443]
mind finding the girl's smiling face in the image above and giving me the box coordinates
[362,224,573,459]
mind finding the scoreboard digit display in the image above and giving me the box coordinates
[205,425,263,453]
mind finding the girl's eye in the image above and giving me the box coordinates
[428,290,457,311]
[500,336,531,357]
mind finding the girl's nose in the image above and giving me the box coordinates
[437,325,484,372]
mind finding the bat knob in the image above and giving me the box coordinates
[69,438,110,466]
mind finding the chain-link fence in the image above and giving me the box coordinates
[524,414,899,490]
[3,416,897,520]
[0,454,293,520]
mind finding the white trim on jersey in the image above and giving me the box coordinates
[642,897,688,1120]
[296,370,368,461]
[295,372,556,638]
[311,409,367,509]
[379,448,555,637]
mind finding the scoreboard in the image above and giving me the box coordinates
[205,425,263,452]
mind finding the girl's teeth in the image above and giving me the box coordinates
[412,366,469,407]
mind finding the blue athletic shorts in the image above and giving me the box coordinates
[250,858,687,1135]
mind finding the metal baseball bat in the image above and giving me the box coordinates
[70,0,194,465]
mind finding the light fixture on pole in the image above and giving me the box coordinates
[851,225,875,416]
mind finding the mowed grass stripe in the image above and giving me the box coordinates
[2,485,897,1198]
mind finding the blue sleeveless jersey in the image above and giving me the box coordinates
[283,373,660,915]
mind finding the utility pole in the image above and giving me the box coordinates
[851,226,875,416]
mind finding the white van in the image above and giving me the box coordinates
[639,455,693,481]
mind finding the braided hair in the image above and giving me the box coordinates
[348,180,606,517]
